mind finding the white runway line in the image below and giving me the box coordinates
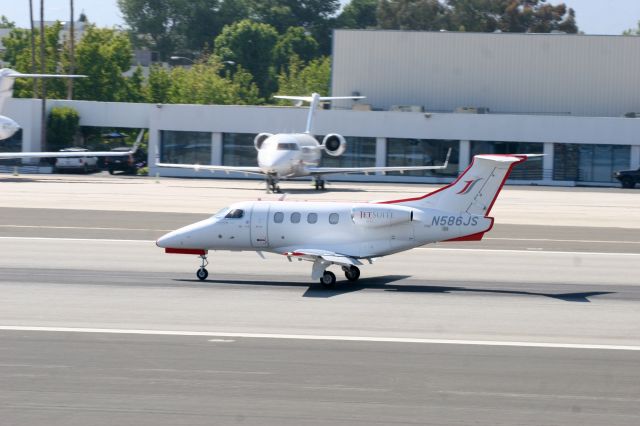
[1,326,639,351]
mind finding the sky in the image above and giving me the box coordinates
[2,0,640,35]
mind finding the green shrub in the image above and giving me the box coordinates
[47,107,80,151]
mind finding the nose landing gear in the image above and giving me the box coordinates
[313,177,326,190]
[266,175,281,193]
[196,254,209,281]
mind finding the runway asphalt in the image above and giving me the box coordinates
[0,174,639,425]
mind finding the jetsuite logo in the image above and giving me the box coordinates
[456,178,483,195]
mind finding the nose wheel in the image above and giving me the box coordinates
[266,175,281,193]
[196,254,209,281]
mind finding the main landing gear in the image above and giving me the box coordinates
[196,254,209,281]
[266,175,281,193]
[319,266,360,289]
[313,177,326,190]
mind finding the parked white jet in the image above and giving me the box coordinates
[0,68,141,159]
[157,153,537,287]
[156,93,451,192]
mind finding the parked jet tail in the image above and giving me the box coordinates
[380,154,542,216]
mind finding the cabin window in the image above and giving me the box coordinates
[307,213,318,224]
[225,209,244,219]
[290,212,301,223]
[274,212,284,223]
[329,213,339,224]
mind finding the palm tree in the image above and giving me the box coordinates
[67,0,75,99]
[29,0,37,97]
[39,0,47,149]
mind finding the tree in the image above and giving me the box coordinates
[73,26,133,102]
[276,55,331,99]
[623,21,640,36]
[117,0,251,60]
[146,64,172,103]
[497,0,578,33]
[377,0,451,31]
[336,0,378,29]
[273,27,319,73]
[245,0,340,54]
[214,19,279,98]
[0,15,15,28]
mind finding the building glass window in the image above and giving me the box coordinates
[320,136,376,168]
[471,141,543,179]
[223,133,258,166]
[160,130,211,164]
[555,143,630,183]
[386,139,458,177]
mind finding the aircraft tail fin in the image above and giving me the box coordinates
[274,92,366,134]
[380,154,540,216]
[0,68,85,114]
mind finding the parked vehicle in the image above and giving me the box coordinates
[54,148,99,173]
[613,167,640,188]
[104,146,147,174]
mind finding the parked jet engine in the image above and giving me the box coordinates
[321,134,347,157]
[254,133,273,150]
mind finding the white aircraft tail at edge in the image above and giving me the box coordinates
[156,92,452,192]
[0,68,143,160]
[157,153,541,287]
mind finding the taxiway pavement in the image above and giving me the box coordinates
[0,174,638,425]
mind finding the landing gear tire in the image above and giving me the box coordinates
[343,265,360,282]
[266,176,281,193]
[196,268,209,281]
[320,271,336,288]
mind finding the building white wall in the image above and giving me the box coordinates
[331,30,640,117]
[4,98,640,184]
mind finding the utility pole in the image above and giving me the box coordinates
[39,0,47,150]
[29,0,37,97]
[67,0,75,100]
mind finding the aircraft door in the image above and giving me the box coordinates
[250,202,270,248]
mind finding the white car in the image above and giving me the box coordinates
[54,148,99,173]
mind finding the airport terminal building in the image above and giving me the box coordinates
[4,29,640,186]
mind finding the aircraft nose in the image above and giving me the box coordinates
[156,219,213,249]
[259,151,289,172]
[0,118,20,139]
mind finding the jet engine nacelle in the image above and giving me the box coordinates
[254,133,273,151]
[321,134,347,157]
[0,115,20,140]
[351,205,414,228]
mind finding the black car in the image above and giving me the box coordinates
[104,147,147,174]
[613,167,640,188]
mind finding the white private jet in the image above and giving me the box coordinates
[0,68,141,160]
[157,153,538,287]
[156,93,451,192]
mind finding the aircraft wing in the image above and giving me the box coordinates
[306,147,452,176]
[156,162,265,176]
[0,129,144,160]
[281,249,363,266]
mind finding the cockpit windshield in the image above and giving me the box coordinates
[224,209,244,219]
[277,143,299,151]
[212,207,230,219]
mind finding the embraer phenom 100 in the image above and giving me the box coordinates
[156,93,450,192]
[157,153,539,287]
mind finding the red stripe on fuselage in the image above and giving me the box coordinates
[165,248,207,255]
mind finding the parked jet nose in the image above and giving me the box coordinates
[258,150,291,174]
[156,219,213,249]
